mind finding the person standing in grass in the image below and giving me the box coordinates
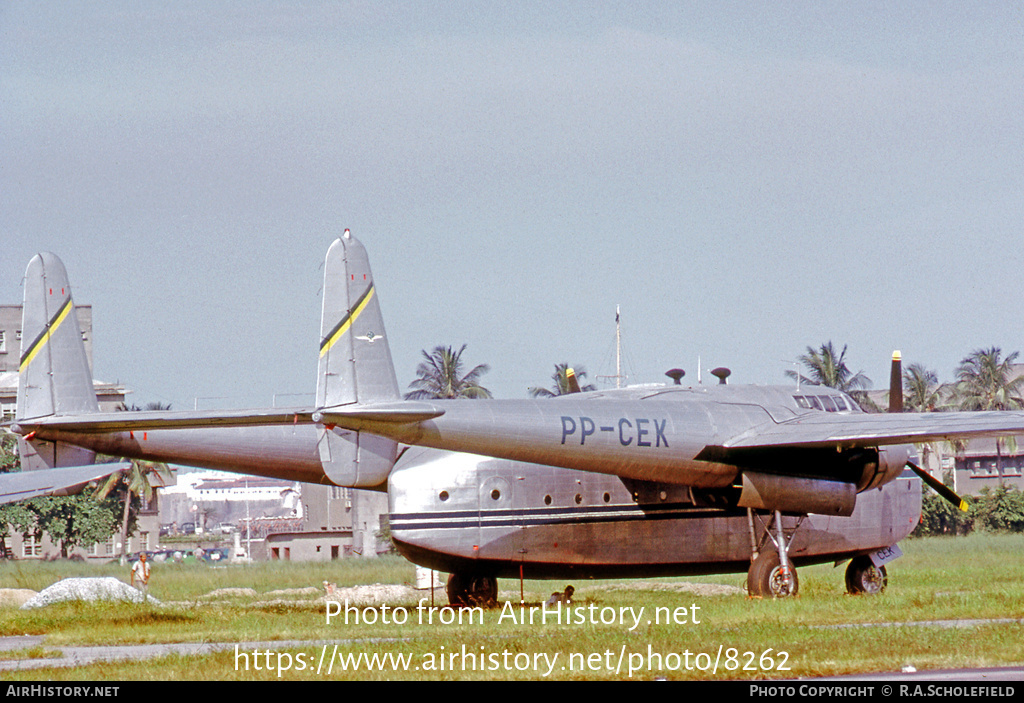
[131,553,151,597]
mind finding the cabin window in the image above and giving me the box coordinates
[820,396,837,412]
[438,491,449,502]
[833,396,848,411]
[574,494,583,505]
[793,395,811,409]
[544,495,552,505]
[807,396,823,411]
[603,492,611,503]
[490,489,501,500]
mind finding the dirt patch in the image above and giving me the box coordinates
[0,589,38,609]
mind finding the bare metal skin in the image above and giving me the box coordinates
[9,231,1018,600]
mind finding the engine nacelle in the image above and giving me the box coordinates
[856,445,911,492]
[738,471,856,517]
[736,444,912,517]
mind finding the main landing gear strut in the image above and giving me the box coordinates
[746,509,803,598]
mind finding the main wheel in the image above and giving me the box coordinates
[845,555,887,595]
[747,550,798,598]
[446,573,498,607]
[466,574,498,607]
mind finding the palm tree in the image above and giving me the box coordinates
[786,342,873,405]
[902,362,945,481]
[950,347,1024,474]
[404,345,493,400]
[98,402,174,563]
[951,347,1023,412]
[903,363,941,412]
[529,363,597,398]
[97,459,172,564]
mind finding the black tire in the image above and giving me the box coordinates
[466,574,498,607]
[446,573,498,607]
[446,572,468,607]
[845,555,888,595]
[747,550,799,598]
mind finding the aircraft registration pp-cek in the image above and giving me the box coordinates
[8,231,1021,605]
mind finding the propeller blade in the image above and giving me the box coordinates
[888,350,903,413]
[907,461,968,512]
[565,368,582,394]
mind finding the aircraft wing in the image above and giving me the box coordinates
[724,410,1024,450]
[0,462,130,505]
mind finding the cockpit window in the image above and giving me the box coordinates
[832,396,848,411]
[820,396,837,412]
[793,395,811,409]
[807,395,823,410]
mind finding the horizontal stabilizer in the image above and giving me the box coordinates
[11,408,317,434]
[0,462,129,505]
[314,402,445,426]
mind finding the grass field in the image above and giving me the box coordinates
[1,533,1023,680]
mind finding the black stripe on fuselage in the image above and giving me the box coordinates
[390,502,745,531]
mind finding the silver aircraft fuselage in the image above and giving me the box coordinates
[388,446,922,579]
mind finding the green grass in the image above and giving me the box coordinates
[2,534,1023,680]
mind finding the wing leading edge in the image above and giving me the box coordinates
[724,409,1024,450]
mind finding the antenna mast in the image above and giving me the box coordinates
[615,305,621,389]
[598,306,626,389]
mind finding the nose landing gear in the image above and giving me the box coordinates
[845,555,888,595]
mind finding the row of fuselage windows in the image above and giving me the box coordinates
[793,394,855,412]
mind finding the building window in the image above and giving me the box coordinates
[22,533,43,558]
[91,536,115,556]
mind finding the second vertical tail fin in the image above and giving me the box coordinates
[16,253,98,471]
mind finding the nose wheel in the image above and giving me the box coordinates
[845,555,888,595]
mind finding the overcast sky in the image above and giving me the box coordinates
[3,2,1022,409]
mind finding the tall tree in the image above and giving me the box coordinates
[903,363,941,412]
[405,345,492,400]
[97,402,174,562]
[786,341,873,406]
[26,493,122,559]
[902,362,945,482]
[529,363,597,397]
[951,347,1024,412]
[96,460,172,563]
[951,347,1024,474]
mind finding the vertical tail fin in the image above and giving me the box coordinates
[16,253,98,470]
[315,230,400,488]
[316,229,400,407]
